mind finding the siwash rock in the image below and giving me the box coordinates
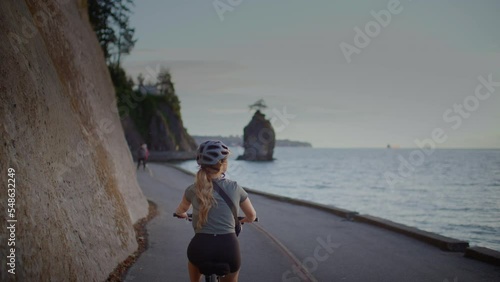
[237,110,276,161]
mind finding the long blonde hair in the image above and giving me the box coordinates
[195,158,226,229]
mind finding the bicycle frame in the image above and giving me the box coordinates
[205,273,219,282]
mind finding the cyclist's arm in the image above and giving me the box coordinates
[239,198,256,223]
[174,195,191,218]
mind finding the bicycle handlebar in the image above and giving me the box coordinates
[173,213,258,223]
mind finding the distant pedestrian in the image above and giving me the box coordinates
[137,143,149,170]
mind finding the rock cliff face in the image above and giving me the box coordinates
[122,95,197,154]
[0,0,148,281]
[148,101,197,151]
[122,115,144,151]
[237,111,276,161]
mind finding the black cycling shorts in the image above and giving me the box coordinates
[187,233,241,273]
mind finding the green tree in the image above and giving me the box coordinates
[156,68,181,118]
[137,73,145,88]
[88,0,136,65]
[157,68,175,96]
[108,64,135,112]
[249,99,268,112]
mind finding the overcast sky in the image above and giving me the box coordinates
[122,0,500,148]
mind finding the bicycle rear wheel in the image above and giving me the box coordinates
[204,273,218,282]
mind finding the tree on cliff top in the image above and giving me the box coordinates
[157,68,175,96]
[88,0,139,115]
[249,99,268,112]
[157,68,181,118]
[88,0,136,66]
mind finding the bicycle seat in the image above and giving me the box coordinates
[197,262,231,277]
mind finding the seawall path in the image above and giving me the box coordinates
[125,163,500,281]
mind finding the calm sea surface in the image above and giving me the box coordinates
[176,147,500,251]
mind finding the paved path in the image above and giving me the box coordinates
[125,163,500,282]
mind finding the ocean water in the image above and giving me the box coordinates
[176,147,500,251]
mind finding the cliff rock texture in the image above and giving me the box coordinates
[149,102,197,151]
[0,0,149,281]
[237,110,276,161]
[122,115,144,151]
[124,95,197,153]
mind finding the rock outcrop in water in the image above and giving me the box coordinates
[0,0,148,280]
[237,110,276,161]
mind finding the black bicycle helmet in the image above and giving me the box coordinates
[196,140,230,165]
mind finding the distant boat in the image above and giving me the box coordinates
[387,144,391,149]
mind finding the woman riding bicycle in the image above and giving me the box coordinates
[175,140,257,282]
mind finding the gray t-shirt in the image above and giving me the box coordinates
[184,178,248,234]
